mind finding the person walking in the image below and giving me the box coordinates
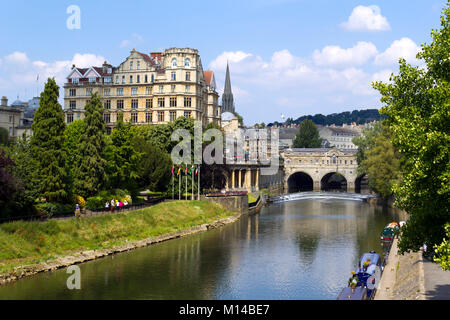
[75,203,81,218]
[110,199,115,213]
[105,201,109,212]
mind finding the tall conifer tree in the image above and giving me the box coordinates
[73,93,106,198]
[30,78,68,202]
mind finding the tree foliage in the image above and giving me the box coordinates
[292,119,322,148]
[73,93,107,198]
[30,78,68,202]
[372,4,450,261]
[354,122,401,198]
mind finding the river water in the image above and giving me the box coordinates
[0,195,402,300]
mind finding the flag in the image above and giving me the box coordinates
[177,165,181,176]
[195,167,199,175]
[171,165,174,175]
[190,165,194,175]
[185,165,188,175]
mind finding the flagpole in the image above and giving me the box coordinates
[198,166,200,200]
[185,166,187,201]
[172,168,174,200]
[179,166,181,200]
[192,165,194,201]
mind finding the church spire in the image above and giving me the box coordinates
[221,61,235,114]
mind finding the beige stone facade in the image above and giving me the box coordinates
[64,48,220,131]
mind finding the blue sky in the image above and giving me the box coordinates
[0,0,446,124]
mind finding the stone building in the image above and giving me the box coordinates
[0,96,34,138]
[64,48,220,131]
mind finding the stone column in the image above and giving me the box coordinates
[245,169,251,191]
[231,169,235,189]
[255,168,260,191]
[238,170,242,189]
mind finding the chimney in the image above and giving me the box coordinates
[1,96,7,107]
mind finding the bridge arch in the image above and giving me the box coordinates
[287,171,314,193]
[320,172,347,192]
[355,174,369,194]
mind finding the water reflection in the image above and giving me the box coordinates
[0,198,401,300]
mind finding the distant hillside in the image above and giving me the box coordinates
[267,109,386,127]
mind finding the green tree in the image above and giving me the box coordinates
[292,119,322,148]
[352,121,384,165]
[372,4,450,261]
[64,119,84,182]
[105,113,141,190]
[73,93,107,198]
[133,136,172,192]
[357,123,401,198]
[30,78,68,202]
[0,127,9,146]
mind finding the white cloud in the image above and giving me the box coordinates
[341,5,390,32]
[120,33,144,48]
[313,41,378,67]
[4,51,30,64]
[374,37,421,66]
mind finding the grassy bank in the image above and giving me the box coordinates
[0,201,235,274]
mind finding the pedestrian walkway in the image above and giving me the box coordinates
[423,257,450,300]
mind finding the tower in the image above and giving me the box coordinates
[221,62,235,114]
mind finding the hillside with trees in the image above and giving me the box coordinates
[266,109,386,127]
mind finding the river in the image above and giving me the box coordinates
[0,195,403,300]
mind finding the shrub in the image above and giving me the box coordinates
[85,196,104,210]
[35,202,74,218]
[73,195,85,208]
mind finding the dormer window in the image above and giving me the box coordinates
[185,58,190,67]
[172,58,177,68]
[72,78,79,84]
[89,77,96,83]
[137,61,140,69]
[130,61,133,70]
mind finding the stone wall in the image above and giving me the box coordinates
[201,194,248,215]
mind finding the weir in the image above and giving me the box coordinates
[269,191,377,203]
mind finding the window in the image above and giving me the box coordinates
[69,89,76,97]
[130,61,133,70]
[117,88,123,96]
[146,87,152,95]
[170,97,177,107]
[67,114,74,123]
[159,85,164,93]
[137,61,140,70]
[332,155,337,164]
[131,88,138,95]
[104,100,111,109]
[104,88,111,96]
[345,160,347,165]
[185,85,190,93]
[158,111,164,122]
[131,99,138,109]
[170,111,176,122]
[158,98,165,107]
[104,113,111,123]
[146,112,152,123]
[104,77,112,83]
[171,72,176,81]
[117,100,124,109]
[145,75,148,83]
[89,77,96,83]
[171,58,177,68]
[86,88,92,96]
[9,116,12,123]
[184,111,191,118]
[131,112,138,123]
[171,85,176,93]
[184,58,190,67]
[70,100,76,110]
[184,97,191,107]
[129,75,133,84]
[122,76,125,84]
[350,160,353,165]
[146,99,153,108]
[72,78,79,84]
[151,74,154,82]
[137,75,140,83]
[186,72,190,81]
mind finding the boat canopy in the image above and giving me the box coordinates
[357,252,380,275]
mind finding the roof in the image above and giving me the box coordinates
[136,51,155,65]
[203,70,213,86]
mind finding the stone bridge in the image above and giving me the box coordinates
[281,148,366,193]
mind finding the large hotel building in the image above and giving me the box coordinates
[64,48,221,131]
